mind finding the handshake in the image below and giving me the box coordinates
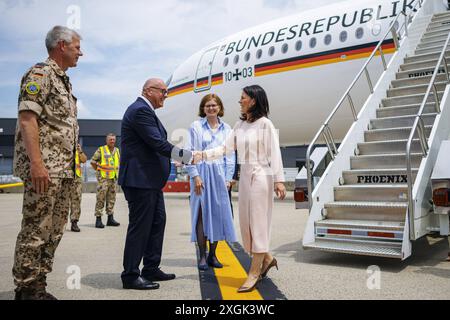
[192,151,204,164]
[173,148,205,166]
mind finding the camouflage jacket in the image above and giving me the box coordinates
[13,58,79,180]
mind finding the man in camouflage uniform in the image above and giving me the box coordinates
[12,26,83,300]
[90,133,121,228]
[69,143,87,232]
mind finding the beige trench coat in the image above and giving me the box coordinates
[205,117,285,253]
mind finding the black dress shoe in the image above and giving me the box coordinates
[123,276,160,290]
[143,269,176,282]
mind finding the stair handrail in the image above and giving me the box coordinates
[306,0,424,210]
[406,32,450,238]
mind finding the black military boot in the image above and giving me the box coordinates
[37,290,58,300]
[107,214,120,226]
[14,287,57,300]
[71,220,80,232]
[14,288,22,300]
[95,217,105,228]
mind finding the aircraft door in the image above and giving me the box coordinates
[194,46,219,93]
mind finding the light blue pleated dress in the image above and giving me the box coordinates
[186,118,237,243]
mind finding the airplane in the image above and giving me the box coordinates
[160,0,446,147]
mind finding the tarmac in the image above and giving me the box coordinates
[0,192,449,300]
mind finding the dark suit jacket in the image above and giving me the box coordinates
[118,97,173,190]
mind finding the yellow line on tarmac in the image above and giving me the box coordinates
[213,241,263,300]
[0,183,23,189]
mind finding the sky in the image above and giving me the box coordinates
[0,0,345,119]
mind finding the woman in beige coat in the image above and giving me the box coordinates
[197,85,286,292]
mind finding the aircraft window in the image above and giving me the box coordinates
[223,57,229,67]
[281,43,289,54]
[234,54,239,64]
[244,52,251,62]
[356,27,364,39]
[268,46,275,56]
[295,40,302,51]
[309,37,317,48]
[371,23,382,36]
[340,30,348,42]
[324,34,332,45]
[256,49,263,59]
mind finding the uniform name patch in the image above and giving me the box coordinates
[25,82,40,95]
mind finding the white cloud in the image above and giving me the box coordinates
[76,99,91,118]
[0,0,348,119]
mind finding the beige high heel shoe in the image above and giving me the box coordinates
[237,275,262,293]
[261,257,278,278]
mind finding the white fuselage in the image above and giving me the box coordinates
[160,0,418,146]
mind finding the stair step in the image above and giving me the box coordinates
[342,168,418,184]
[315,218,404,240]
[417,38,450,50]
[427,19,450,29]
[416,44,450,55]
[334,184,408,202]
[381,91,443,107]
[431,14,450,22]
[370,113,436,129]
[303,239,403,258]
[399,59,450,72]
[425,24,450,34]
[432,12,450,19]
[357,139,421,155]
[364,125,432,142]
[316,220,404,241]
[316,218,405,231]
[324,199,408,221]
[422,29,450,39]
[376,102,437,117]
[421,33,450,44]
[350,153,422,169]
[391,73,448,88]
[404,49,450,65]
[325,201,408,210]
[387,82,447,97]
[396,65,449,79]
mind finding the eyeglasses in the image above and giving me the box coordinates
[204,104,219,109]
[149,86,169,96]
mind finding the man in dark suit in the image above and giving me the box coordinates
[119,78,193,290]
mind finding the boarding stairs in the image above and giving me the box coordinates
[303,5,450,260]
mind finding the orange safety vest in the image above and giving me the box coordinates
[97,146,120,179]
[75,150,82,178]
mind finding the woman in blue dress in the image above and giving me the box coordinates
[187,94,237,270]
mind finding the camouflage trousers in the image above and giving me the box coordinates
[69,178,83,222]
[94,177,117,217]
[13,178,73,290]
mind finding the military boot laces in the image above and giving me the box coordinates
[107,214,120,227]
[95,217,105,228]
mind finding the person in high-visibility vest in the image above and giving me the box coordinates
[91,133,121,228]
[69,144,87,232]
